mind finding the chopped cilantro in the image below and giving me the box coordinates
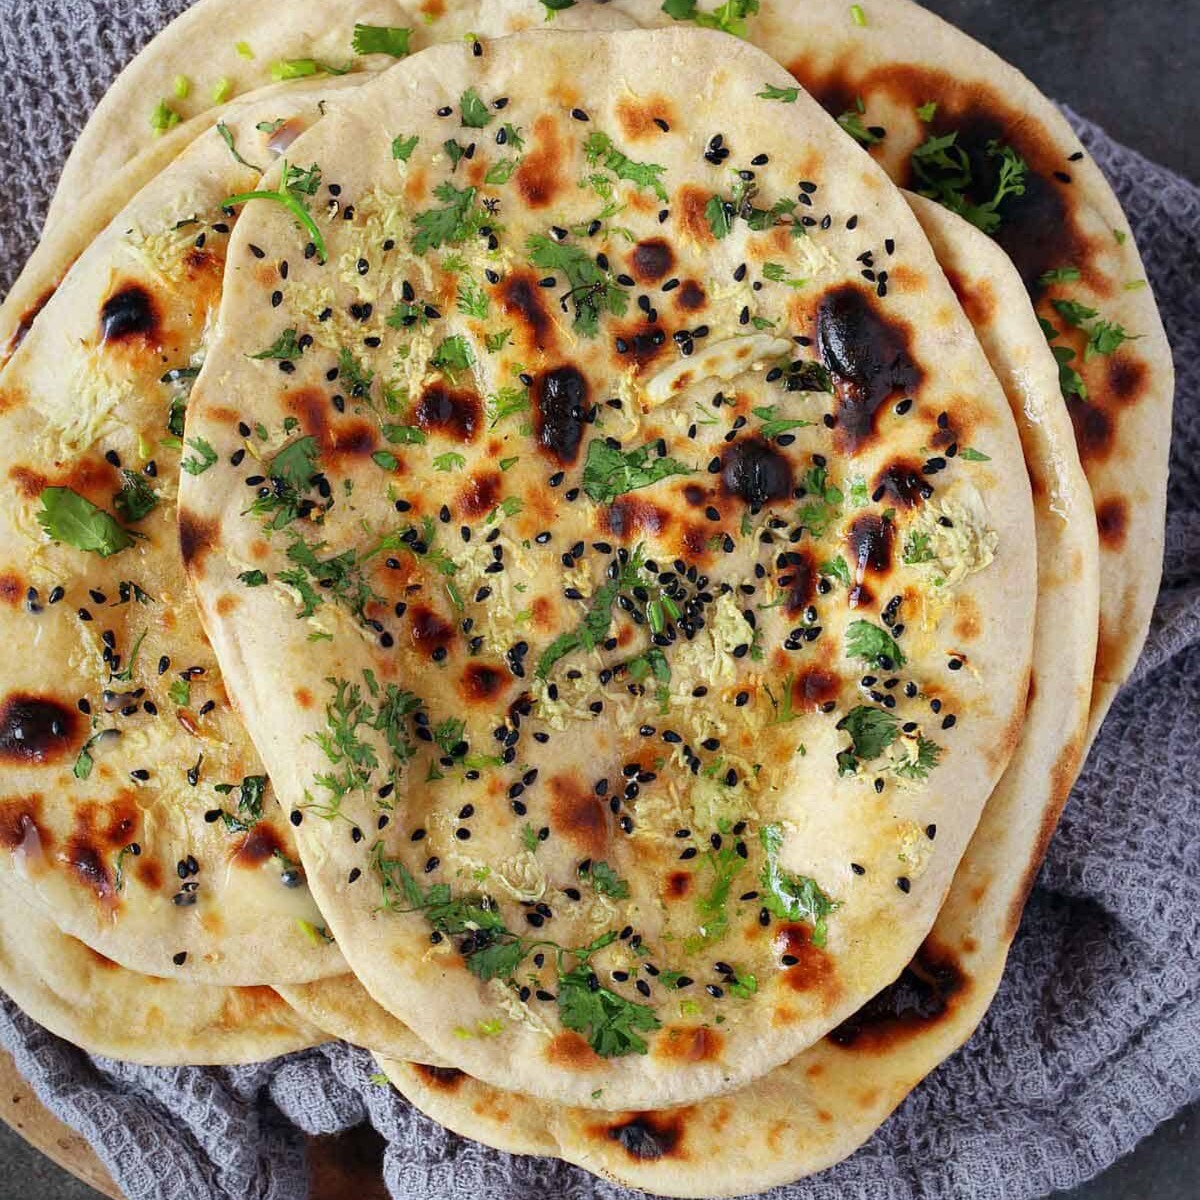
[392,134,419,162]
[351,24,411,57]
[238,570,268,587]
[581,439,693,503]
[216,121,261,171]
[661,0,760,38]
[911,134,1027,235]
[958,447,991,462]
[759,824,838,946]
[249,327,303,361]
[818,555,851,587]
[758,83,800,102]
[583,131,669,203]
[837,96,885,146]
[558,966,661,1057]
[411,182,482,254]
[537,546,646,677]
[181,438,218,476]
[527,235,630,336]
[1039,266,1081,285]
[916,100,938,122]
[433,452,466,472]
[752,404,813,440]
[844,619,906,667]
[580,860,631,900]
[113,471,158,523]
[762,262,808,290]
[460,88,493,129]
[456,276,490,320]
[430,335,475,373]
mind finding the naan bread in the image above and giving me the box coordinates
[182,28,1035,1109]
[275,974,448,1064]
[0,882,326,1064]
[0,83,357,984]
[373,195,1097,1198]
[51,0,1167,738]
[44,0,637,231]
[0,6,638,989]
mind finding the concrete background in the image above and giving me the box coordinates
[0,0,1196,1196]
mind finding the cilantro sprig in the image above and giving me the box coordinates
[527,235,629,336]
[224,159,328,263]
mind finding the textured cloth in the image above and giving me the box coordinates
[1,4,1199,1199]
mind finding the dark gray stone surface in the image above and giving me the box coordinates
[0,1,1195,1198]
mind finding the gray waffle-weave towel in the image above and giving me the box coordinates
[1,2,1198,1198]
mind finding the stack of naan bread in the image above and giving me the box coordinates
[0,2,1170,1193]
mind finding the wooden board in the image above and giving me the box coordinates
[0,1050,391,1200]
[0,1050,119,1199]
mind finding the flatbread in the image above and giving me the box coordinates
[182,28,1035,1110]
[0,881,327,1065]
[0,5,640,989]
[51,0,1167,737]
[0,82,356,984]
[374,194,1097,1199]
[44,0,638,231]
[275,975,449,1065]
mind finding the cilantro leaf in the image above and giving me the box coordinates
[818,556,851,587]
[430,335,475,373]
[1051,298,1099,328]
[752,404,813,440]
[705,194,733,239]
[762,262,808,289]
[1085,319,1136,359]
[893,734,942,781]
[911,134,1026,235]
[759,823,839,946]
[661,0,760,38]
[958,447,991,462]
[38,489,135,558]
[580,860,631,900]
[582,439,693,503]
[411,182,481,254]
[844,619,906,667]
[238,570,268,587]
[460,88,493,129]
[181,438,218,476]
[758,83,800,102]
[456,276,490,320]
[916,100,938,122]
[837,98,885,146]
[538,546,645,677]
[351,24,411,57]
[835,705,898,775]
